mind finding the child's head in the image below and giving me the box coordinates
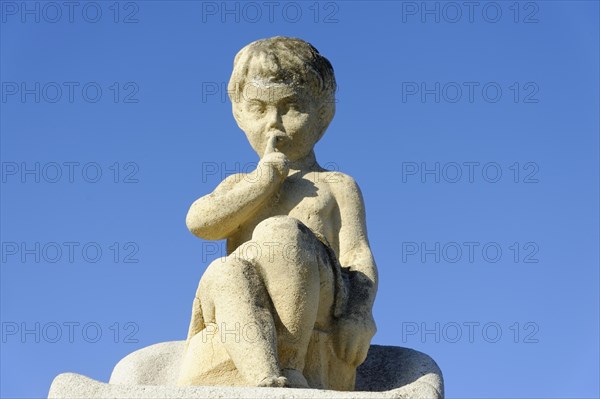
[228,37,337,161]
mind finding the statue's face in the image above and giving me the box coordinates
[232,80,324,162]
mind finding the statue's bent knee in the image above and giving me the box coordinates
[245,216,321,273]
[252,216,312,241]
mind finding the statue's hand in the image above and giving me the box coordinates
[259,134,289,182]
[333,313,376,368]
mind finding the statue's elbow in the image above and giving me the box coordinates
[186,210,208,238]
[186,212,222,241]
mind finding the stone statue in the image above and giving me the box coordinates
[48,36,444,399]
[177,36,377,390]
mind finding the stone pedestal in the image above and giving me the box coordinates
[48,341,443,398]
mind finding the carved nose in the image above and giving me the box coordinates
[265,107,284,131]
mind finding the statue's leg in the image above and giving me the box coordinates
[185,256,287,387]
[235,216,335,388]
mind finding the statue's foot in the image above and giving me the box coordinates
[282,368,309,388]
[257,375,289,388]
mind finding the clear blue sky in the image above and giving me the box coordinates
[1,1,598,398]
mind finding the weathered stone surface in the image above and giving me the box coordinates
[48,341,443,398]
[178,36,379,389]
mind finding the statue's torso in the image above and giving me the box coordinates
[227,170,340,256]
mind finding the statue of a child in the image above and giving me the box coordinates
[177,36,378,391]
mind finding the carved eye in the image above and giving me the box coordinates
[247,101,265,114]
[283,102,302,114]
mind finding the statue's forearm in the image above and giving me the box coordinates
[341,247,378,318]
[345,267,377,316]
[186,171,280,240]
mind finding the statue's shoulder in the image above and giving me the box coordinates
[318,170,365,206]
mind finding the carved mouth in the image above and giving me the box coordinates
[268,132,289,148]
